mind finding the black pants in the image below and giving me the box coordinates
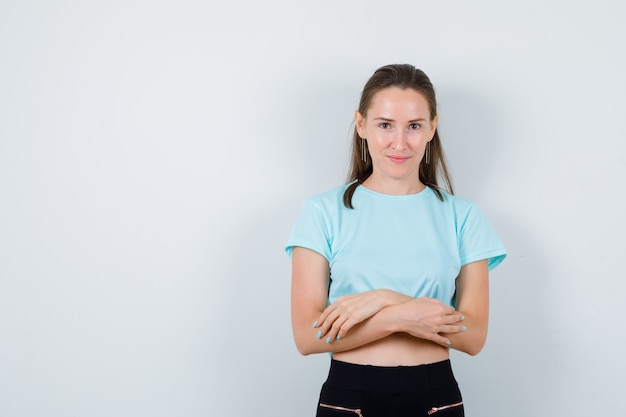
[316,359,464,417]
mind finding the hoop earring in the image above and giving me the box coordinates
[425,142,430,164]
[361,138,368,163]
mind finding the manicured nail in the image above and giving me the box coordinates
[336,335,341,340]
[313,321,318,328]
[461,326,467,331]
[316,330,322,339]
[461,315,465,321]
[446,340,451,345]
[326,337,332,344]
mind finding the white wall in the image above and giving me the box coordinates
[1,1,624,416]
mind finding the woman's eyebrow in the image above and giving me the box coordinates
[373,117,426,122]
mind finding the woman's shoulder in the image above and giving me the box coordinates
[432,188,480,214]
[437,188,470,203]
[294,184,351,225]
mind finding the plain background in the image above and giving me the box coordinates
[1,1,625,416]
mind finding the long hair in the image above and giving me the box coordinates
[343,64,454,208]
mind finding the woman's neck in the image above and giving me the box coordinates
[361,176,426,196]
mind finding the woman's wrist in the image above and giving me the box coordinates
[378,303,403,334]
[377,289,412,309]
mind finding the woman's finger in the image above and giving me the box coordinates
[443,312,465,325]
[327,314,349,343]
[316,303,337,327]
[440,323,466,334]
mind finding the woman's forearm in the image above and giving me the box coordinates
[293,304,400,355]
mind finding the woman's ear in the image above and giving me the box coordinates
[354,111,365,137]
[430,114,440,139]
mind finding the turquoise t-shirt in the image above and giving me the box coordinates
[285,184,506,307]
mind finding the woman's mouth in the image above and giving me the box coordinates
[388,155,409,164]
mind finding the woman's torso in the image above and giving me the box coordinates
[334,333,449,366]
[287,184,503,366]
[328,186,461,366]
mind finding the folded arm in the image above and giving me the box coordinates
[291,247,397,355]
[441,259,490,355]
[290,247,466,355]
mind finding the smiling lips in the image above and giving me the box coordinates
[387,155,410,164]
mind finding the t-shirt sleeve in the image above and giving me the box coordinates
[285,199,332,262]
[458,203,507,271]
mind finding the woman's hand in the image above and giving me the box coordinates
[314,289,411,343]
[391,297,466,347]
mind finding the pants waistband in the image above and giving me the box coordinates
[325,359,456,394]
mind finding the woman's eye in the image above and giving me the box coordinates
[379,122,391,129]
[409,123,420,130]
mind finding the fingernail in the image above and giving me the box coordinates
[446,340,451,345]
[326,337,332,344]
[336,335,341,340]
[313,321,318,328]
[316,330,322,339]
[461,326,467,331]
[461,315,465,321]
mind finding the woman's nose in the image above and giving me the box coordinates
[391,131,408,150]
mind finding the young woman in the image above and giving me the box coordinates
[286,64,506,417]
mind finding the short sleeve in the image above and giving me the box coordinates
[458,204,507,271]
[285,199,332,261]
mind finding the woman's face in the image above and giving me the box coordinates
[355,87,438,193]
